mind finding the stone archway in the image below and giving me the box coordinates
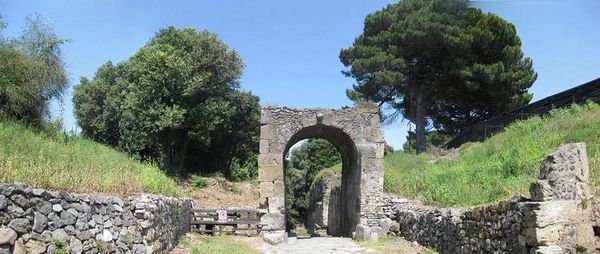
[258,103,384,239]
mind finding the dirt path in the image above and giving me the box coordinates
[257,237,376,254]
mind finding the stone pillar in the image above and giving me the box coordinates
[258,122,287,243]
[525,143,595,253]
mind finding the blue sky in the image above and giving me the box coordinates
[1,0,599,149]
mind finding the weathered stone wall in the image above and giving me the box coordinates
[383,143,596,253]
[0,184,192,254]
[259,103,385,241]
[387,196,529,253]
[306,172,341,236]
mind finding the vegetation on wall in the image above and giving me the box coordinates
[340,0,537,153]
[73,27,259,179]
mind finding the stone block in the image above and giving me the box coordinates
[389,220,400,233]
[0,227,17,245]
[528,245,562,254]
[352,224,371,241]
[575,223,595,252]
[261,230,287,245]
[524,201,580,228]
[260,213,285,230]
[259,140,269,154]
[13,239,25,254]
[260,181,275,198]
[273,180,284,197]
[268,197,285,214]
[379,218,392,234]
[258,154,281,167]
[366,128,384,143]
[259,166,283,182]
[530,143,590,201]
[260,125,274,139]
[525,224,562,246]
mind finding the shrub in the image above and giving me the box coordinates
[191,175,208,188]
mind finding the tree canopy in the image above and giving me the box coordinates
[340,0,537,153]
[0,14,68,126]
[73,27,259,179]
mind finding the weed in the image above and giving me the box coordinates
[191,175,208,188]
[53,239,67,254]
[122,232,134,245]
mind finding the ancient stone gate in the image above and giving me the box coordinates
[258,104,384,237]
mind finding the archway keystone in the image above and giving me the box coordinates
[258,103,385,239]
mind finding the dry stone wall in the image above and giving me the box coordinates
[0,184,192,254]
[387,196,529,253]
[383,143,596,253]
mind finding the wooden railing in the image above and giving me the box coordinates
[190,208,267,236]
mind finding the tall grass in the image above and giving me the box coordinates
[384,102,600,206]
[0,121,179,196]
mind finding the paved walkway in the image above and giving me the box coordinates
[257,237,377,254]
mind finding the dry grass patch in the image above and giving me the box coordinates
[171,233,259,254]
[0,121,179,196]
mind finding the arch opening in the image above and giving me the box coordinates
[282,125,360,237]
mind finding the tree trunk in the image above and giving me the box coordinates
[178,139,188,171]
[415,88,427,154]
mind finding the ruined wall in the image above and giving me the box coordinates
[387,196,528,253]
[0,184,192,254]
[306,172,341,236]
[383,143,596,253]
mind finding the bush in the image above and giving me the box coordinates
[227,155,258,182]
[191,175,208,188]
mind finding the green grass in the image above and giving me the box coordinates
[0,121,179,196]
[185,235,258,254]
[310,163,341,189]
[384,102,600,206]
[357,236,438,254]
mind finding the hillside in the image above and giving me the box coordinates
[314,102,600,207]
[0,121,179,196]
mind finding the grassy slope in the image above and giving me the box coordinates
[0,121,179,196]
[312,103,600,207]
[385,102,600,206]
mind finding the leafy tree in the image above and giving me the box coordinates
[340,0,536,154]
[0,14,68,125]
[73,27,259,178]
[285,139,341,228]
